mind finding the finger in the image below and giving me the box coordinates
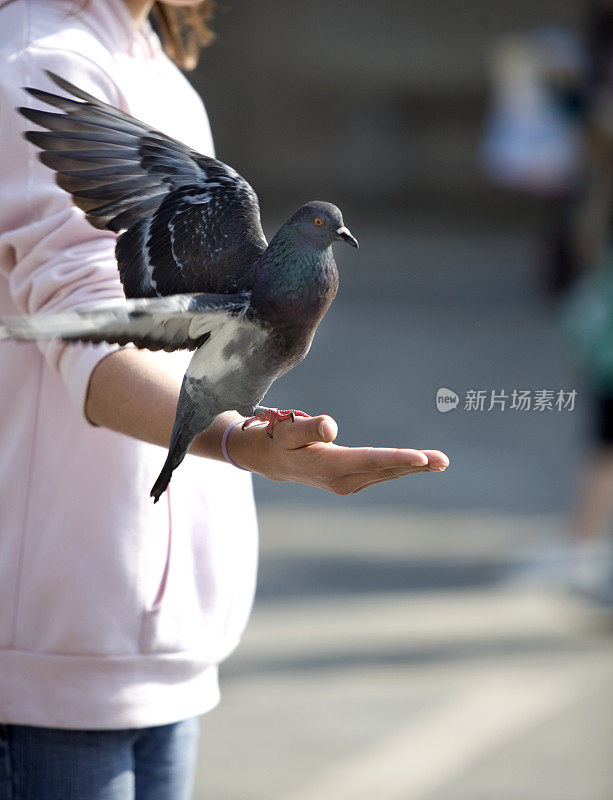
[353,465,448,489]
[276,414,338,449]
[419,449,450,470]
[330,465,435,494]
[328,445,431,474]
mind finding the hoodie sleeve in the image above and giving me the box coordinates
[0,49,130,418]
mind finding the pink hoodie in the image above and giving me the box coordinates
[0,0,258,729]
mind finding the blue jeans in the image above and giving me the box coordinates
[0,718,200,800]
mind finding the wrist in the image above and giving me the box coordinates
[222,418,249,470]
[226,419,283,478]
[225,418,262,473]
[189,411,241,461]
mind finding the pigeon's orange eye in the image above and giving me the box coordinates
[314,217,324,226]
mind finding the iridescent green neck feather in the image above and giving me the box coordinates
[251,223,339,329]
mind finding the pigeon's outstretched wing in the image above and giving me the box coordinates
[19,71,268,298]
[0,292,252,352]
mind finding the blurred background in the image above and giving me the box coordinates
[185,1,613,798]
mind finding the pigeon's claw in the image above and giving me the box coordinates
[241,407,310,438]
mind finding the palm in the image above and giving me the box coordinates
[230,414,449,494]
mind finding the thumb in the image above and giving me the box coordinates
[276,414,338,449]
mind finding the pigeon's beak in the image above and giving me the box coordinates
[336,226,359,249]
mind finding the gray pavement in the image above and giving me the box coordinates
[193,508,613,800]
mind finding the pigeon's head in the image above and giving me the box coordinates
[290,201,358,250]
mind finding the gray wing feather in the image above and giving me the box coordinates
[0,292,252,352]
[19,71,268,298]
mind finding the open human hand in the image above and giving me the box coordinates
[227,414,449,495]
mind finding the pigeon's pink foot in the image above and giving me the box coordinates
[242,407,310,438]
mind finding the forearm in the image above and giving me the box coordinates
[84,347,239,460]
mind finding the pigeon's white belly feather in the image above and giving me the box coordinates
[187,316,265,383]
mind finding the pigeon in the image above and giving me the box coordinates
[1,71,358,502]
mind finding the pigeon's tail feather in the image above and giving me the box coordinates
[150,459,176,504]
[151,394,216,502]
[151,422,192,503]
